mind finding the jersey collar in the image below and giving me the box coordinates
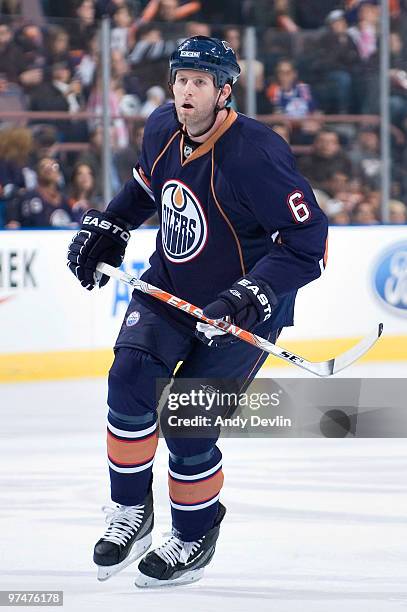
[180,109,238,166]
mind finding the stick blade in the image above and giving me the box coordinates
[331,323,383,376]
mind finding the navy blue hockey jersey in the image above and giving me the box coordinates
[108,103,328,334]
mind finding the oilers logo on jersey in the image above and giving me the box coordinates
[161,180,207,263]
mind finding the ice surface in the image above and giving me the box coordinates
[1,365,407,611]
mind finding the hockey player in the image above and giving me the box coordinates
[67,36,328,588]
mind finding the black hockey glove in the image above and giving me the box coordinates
[67,209,131,290]
[195,275,278,348]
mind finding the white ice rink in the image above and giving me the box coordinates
[1,363,407,612]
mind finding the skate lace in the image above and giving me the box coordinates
[155,535,203,567]
[101,503,144,547]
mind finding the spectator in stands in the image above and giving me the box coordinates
[0,19,27,84]
[14,23,46,92]
[309,10,361,114]
[271,122,291,143]
[95,0,139,18]
[76,31,100,98]
[87,69,128,148]
[223,26,268,114]
[389,199,407,223]
[140,85,166,117]
[45,26,73,73]
[348,1,380,113]
[298,129,353,192]
[127,24,176,96]
[5,157,73,228]
[111,48,142,98]
[114,123,144,184]
[277,0,340,30]
[0,126,35,226]
[29,60,87,142]
[266,59,317,118]
[140,0,201,23]
[324,199,352,225]
[349,127,381,189]
[389,31,407,129]
[351,200,379,224]
[111,3,137,55]
[66,0,98,52]
[77,124,121,197]
[67,161,98,221]
[185,21,211,37]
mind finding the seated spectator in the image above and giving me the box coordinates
[77,124,121,197]
[351,200,379,224]
[114,123,144,184]
[111,3,137,55]
[127,24,176,96]
[141,0,201,23]
[0,19,27,85]
[87,70,129,149]
[95,0,139,18]
[185,21,211,37]
[5,157,74,228]
[278,0,340,30]
[324,199,352,225]
[75,31,100,97]
[140,85,166,117]
[309,10,361,114]
[349,127,381,189]
[14,23,47,92]
[390,31,407,129]
[29,61,87,142]
[348,1,380,113]
[67,162,98,222]
[66,0,98,53]
[389,199,407,223]
[266,59,317,118]
[111,48,142,98]
[0,126,35,226]
[298,129,353,192]
[45,26,72,71]
[271,122,291,143]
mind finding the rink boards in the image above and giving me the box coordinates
[0,226,406,382]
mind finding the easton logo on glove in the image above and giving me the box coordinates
[234,278,273,321]
[82,214,131,243]
[67,209,131,291]
[195,274,278,348]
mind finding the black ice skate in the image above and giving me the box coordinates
[134,502,226,588]
[93,489,153,581]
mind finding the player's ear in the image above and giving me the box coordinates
[220,83,232,107]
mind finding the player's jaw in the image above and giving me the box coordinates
[175,95,218,137]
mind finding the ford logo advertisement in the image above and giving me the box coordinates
[373,242,407,316]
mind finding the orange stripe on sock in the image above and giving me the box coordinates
[168,470,224,505]
[107,430,158,466]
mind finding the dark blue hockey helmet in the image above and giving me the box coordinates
[169,36,241,89]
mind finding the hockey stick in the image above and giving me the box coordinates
[97,262,383,377]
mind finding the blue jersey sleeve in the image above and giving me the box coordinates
[238,141,328,298]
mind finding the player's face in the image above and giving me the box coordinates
[173,69,223,135]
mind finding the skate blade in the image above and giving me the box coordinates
[134,567,204,589]
[96,533,152,582]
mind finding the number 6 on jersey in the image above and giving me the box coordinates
[287,191,311,223]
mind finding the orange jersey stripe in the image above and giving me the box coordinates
[107,430,158,466]
[323,237,328,267]
[168,470,224,505]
